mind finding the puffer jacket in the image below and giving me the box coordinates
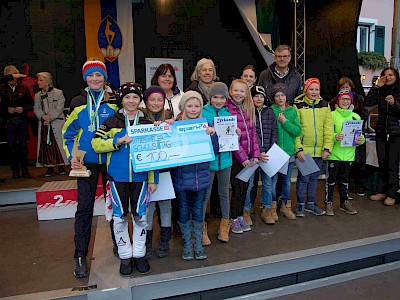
[202,104,233,171]
[294,93,334,157]
[327,106,365,162]
[365,84,400,137]
[227,98,261,164]
[255,105,278,153]
[271,104,302,156]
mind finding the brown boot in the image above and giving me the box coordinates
[218,218,231,242]
[281,200,296,220]
[384,197,396,206]
[271,201,279,222]
[370,193,386,201]
[243,209,253,226]
[261,207,275,224]
[202,222,211,246]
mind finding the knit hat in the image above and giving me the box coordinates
[117,82,143,104]
[337,90,354,103]
[82,60,108,82]
[304,78,320,92]
[179,91,203,112]
[143,85,166,104]
[271,83,288,98]
[209,82,229,99]
[251,85,267,99]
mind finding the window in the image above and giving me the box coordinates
[358,25,370,52]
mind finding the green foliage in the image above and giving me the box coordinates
[358,51,388,71]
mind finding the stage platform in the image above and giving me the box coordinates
[1,175,400,299]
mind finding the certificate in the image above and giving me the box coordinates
[341,120,363,147]
[258,143,290,178]
[128,118,215,172]
[214,116,239,152]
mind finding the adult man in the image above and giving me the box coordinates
[0,65,33,179]
[258,45,303,105]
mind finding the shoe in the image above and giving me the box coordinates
[202,222,211,246]
[237,216,251,232]
[12,171,20,179]
[271,201,279,222]
[157,227,171,258]
[179,221,194,260]
[370,193,387,201]
[58,166,67,175]
[243,209,253,226]
[325,202,334,216]
[73,256,88,278]
[339,200,357,214]
[119,258,133,276]
[305,203,326,216]
[231,218,243,234]
[295,204,305,217]
[45,168,54,177]
[280,200,296,220]
[261,207,275,224]
[134,257,150,274]
[384,197,396,206]
[347,194,353,200]
[192,221,207,260]
[218,218,230,242]
[356,186,366,197]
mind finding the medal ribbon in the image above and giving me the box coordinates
[86,87,105,131]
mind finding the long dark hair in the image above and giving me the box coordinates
[150,64,177,90]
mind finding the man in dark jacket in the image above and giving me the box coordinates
[258,45,303,105]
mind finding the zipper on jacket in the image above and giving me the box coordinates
[257,108,264,149]
[312,102,317,157]
[239,106,251,155]
[216,110,221,170]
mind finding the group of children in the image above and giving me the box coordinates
[64,60,365,278]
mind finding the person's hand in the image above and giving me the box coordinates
[12,74,26,79]
[236,128,241,138]
[278,113,286,123]
[117,135,132,145]
[165,118,174,125]
[250,158,259,166]
[297,151,305,162]
[375,75,386,87]
[147,183,157,193]
[385,95,395,105]
[336,133,344,141]
[15,107,23,114]
[8,107,15,114]
[42,114,51,122]
[260,152,269,163]
[153,121,162,126]
[43,121,50,126]
[322,150,330,160]
[242,159,250,167]
[71,157,83,169]
[355,136,364,145]
[206,126,215,135]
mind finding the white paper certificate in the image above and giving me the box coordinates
[214,116,239,152]
[341,120,363,147]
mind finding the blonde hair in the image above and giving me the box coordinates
[229,79,256,124]
[4,65,19,76]
[181,97,203,120]
[36,72,53,86]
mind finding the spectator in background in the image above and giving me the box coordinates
[241,65,258,89]
[187,58,219,104]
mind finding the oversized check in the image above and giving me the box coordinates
[128,118,215,172]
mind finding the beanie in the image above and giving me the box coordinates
[271,83,288,98]
[82,60,108,82]
[337,90,354,103]
[209,82,229,99]
[304,78,320,92]
[250,85,267,99]
[143,86,166,104]
[179,91,203,112]
[117,82,143,104]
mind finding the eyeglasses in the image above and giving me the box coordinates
[275,55,291,59]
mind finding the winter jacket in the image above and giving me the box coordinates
[227,98,261,164]
[62,89,118,164]
[258,62,303,105]
[91,109,158,183]
[294,94,334,157]
[255,105,278,153]
[139,86,183,118]
[327,106,365,162]
[202,104,233,171]
[271,104,302,156]
[0,82,33,124]
[186,80,209,105]
[365,84,400,137]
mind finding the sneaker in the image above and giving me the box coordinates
[195,248,207,260]
[295,204,305,217]
[325,202,334,216]
[182,248,194,261]
[339,200,357,214]
[347,194,353,200]
[304,203,326,216]
[243,209,253,226]
[370,193,386,201]
[58,166,67,175]
[356,186,366,197]
[237,216,251,232]
[119,258,133,276]
[45,168,54,177]
[231,218,243,234]
[73,256,88,278]
[134,257,150,274]
[383,197,396,206]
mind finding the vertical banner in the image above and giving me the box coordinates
[84,0,134,88]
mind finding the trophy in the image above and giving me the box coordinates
[69,138,92,177]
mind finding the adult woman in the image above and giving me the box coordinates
[240,65,258,89]
[365,67,400,206]
[187,58,218,104]
[150,63,183,118]
[34,72,68,176]
[331,77,367,197]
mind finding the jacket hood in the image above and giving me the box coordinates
[294,93,323,105]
